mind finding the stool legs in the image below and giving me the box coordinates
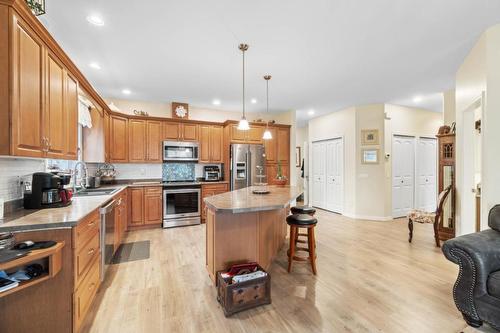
[288,226,297,273]
[307,227,317,275]
[287,224,317,275]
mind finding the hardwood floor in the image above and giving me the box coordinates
[82,209,475,333]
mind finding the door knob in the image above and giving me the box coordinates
[401,180,404,183]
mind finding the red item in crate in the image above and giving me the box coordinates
[221,262,259,279]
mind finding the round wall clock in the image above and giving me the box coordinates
[172,102,189,119]
[175,105,187,118]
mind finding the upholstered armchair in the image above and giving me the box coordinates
[442,205,500,330]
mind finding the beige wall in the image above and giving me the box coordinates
[308,107,357,216]
[443,89,456,126]
[455,31,487,235]
[295,126,308,188]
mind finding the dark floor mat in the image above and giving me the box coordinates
[111,240,150,264]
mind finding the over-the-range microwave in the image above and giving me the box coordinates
[163,141,199,162]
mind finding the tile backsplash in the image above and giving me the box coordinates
[162,163,195,181]
[0,157,46,202]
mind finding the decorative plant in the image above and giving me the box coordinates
[26,0,45,16]
[276,161,287,180]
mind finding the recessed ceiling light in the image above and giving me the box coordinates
[308,110,315,116]
[86,15,104,26]
[251,98,257,104]
[122,89,131,95]
[413,96,423,103]
[212,99,221,106]
[89,62,101,70]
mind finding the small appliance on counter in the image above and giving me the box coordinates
[87,176,101,189]
[23,172,72,209]
[204,166,221,182]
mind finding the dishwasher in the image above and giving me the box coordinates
[99,198,117,281]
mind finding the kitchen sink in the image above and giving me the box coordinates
[73,188,120,197]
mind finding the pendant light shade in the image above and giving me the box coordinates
[262,75,273,140]
[238,43,250,131]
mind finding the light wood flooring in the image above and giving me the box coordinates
[81,209,485,333]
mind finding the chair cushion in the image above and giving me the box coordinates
[408,210,436,224]
[488,270,500,299]
[286,214,317,226]
[488,205,500,232]
[291,206,316,215]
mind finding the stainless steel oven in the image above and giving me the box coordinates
[163,186,201,228]
[163,141,199,162]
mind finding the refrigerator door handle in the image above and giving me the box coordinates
[246,150,251,187]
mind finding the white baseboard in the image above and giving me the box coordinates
[342,212,393,222]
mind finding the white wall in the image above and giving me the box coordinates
[443,89,456,126]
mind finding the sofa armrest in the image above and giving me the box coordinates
[442,229,500,319]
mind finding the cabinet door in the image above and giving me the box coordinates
[163,121,180,140]
[182,123,198,141]
[144,188,162,225]
[104,112,110,162]
[267,163,290,185]
[11,14,45,157]
[199,125,211,163]
[277,128,290,164]
[65,72,78,159]
[146,121,162,162]
[129,188,144,226]
[210,126,223,163]
[230,125,247,142]
[109,115,128,162]
[45,51,66,159]
[128,119,146,162]
[264,127,277,163]
[248,126,264,143]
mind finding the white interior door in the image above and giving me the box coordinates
[392,136,415,217]
[416,138,437,212]
[325,138,344,213]
[312,142,326,208]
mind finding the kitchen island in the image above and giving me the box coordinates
[203,185,302,283]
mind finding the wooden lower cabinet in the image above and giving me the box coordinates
[128,186,163,228]
[114,190,128,251]
[201,183,229,221]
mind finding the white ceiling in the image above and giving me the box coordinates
[39,0,500,126]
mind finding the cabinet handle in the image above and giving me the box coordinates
[88,248,95,256]
[88,221,95,227]
[88,282,95,291]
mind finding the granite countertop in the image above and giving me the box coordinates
[0,186,128,232]
[203,186,303,213]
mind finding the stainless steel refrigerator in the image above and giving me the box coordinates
[230,144,266,190]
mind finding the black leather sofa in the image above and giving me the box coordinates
[442,205,500,330]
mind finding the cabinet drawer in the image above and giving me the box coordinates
[202,183,228,193]
[144,186,162,195]
[74,256,100,332]
[74,210,99,250]
[75,231,100,286]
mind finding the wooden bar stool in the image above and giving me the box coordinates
[290,206,316,246]
[286,214,318,275]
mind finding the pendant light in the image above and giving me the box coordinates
[262,75,273,140]
[237,43,250,131]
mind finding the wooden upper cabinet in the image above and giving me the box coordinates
[210,125,223,163]
[199,125,223,164]
[64,72,78,159]
[230,124,263,144]
[109,115,128,163]
[45,51,66,159]
[277,127,290,164]
[182,123,198,141]
[128,119,146,162]
[104,112,110,162]
[162,121,198,142]
[146,120,162,162]
[199,125,211,163]
[10,14,45,157]
[163,121,179,140]
[264,127,278,163]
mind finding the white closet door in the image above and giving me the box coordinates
[392,136,415,217]
[326,138,343,213]
[416,138,437,212]
[312,142,326,208]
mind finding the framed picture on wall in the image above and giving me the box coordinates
[361,129,379,145]
[362,149,379,164]
[295,147,301,167]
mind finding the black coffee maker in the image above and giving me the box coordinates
[24,172,72,209]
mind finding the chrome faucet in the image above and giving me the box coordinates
[73,161,88,193]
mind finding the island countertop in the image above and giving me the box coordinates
[203,185,303,213]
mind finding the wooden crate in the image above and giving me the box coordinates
[216,266,271,317]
